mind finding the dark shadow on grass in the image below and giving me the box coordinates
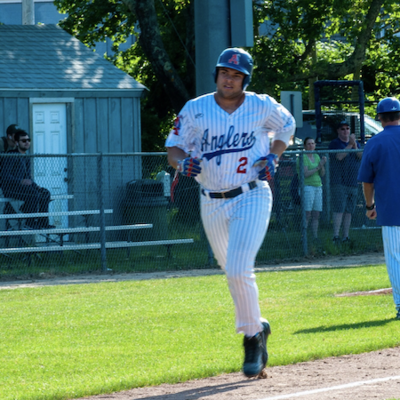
[294,318,394,334]
[256,263,385,274]
[128,379,253,400]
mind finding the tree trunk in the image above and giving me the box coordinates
[184,1,196,97]
[351,67,362,101]
[308,41,317,109]
[122,0,191,112]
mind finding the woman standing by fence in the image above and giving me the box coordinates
[297,137,327,241]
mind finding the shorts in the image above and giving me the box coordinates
[331,184,358,214]
[303,185,323,212]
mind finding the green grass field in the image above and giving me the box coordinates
[0,263,399,400]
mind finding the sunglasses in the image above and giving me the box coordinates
[19,139,31,143]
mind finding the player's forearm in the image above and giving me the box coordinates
[269,140,287,158]
[167,146,189,169]
[362,182,375,207]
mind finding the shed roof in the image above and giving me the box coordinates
[0,24,146,92]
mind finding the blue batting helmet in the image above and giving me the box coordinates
[213,48,253,89]
[376,97,400,113]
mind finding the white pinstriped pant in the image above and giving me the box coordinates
[201,181,272,337]
[382,226,400,311]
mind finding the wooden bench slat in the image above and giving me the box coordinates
[0,239,194,254]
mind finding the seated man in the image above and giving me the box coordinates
[2,129,54,229]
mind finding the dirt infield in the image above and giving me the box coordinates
[3,253,399,400]
[77,347,400,400]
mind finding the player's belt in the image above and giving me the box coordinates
[201,181,257,199]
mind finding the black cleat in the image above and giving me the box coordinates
[242,318,271,378]
[396,310,400,320]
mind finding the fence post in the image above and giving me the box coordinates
[299,153,308,256]
[325,152,331,227]
[98,153,107,272]
[199,186,214,265]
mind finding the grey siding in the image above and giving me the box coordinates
[1,95,142,154]
[0,97,30,135]
[71,96,142,154]
[0,25,146,228]
[1,95,142,226]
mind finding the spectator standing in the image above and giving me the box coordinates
[297,137,326,240]
[357,97,400,320]
[329,121,362,243]
[2,129,54,229]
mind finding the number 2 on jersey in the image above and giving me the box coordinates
[237,157,248,174]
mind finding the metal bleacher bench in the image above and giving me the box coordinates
[0,194,74,203]
[0,194,74,230]
[0,197,194,258]
[0,208,116,250]
[0,238,194,254]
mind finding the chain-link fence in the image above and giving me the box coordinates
[273,148,381,259]
[0,150,382,279]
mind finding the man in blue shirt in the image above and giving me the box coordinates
[329,121,362,243]
[358,97,400,320]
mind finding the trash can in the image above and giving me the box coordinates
[123,179,169,241]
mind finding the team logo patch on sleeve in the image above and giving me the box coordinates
[173,115,182,135]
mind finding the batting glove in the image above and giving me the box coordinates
[254,153,279,180]
[177,157,202,177]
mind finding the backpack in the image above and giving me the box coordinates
[290,173,301,205]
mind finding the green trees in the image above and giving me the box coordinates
[55,0,400,150]
[252,0,400,111]
[55,0,195,150]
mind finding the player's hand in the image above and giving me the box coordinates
[366,209,377,220]
[253,154,278,180]
[177,157,202,177]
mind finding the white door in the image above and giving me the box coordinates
[32,103,68,228]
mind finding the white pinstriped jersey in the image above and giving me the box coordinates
[165,91,296,191]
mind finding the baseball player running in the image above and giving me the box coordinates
[166,47,295,377]
[358,97,400,320]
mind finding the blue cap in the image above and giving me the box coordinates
[336,120,349,129]
[376,97,400,113]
